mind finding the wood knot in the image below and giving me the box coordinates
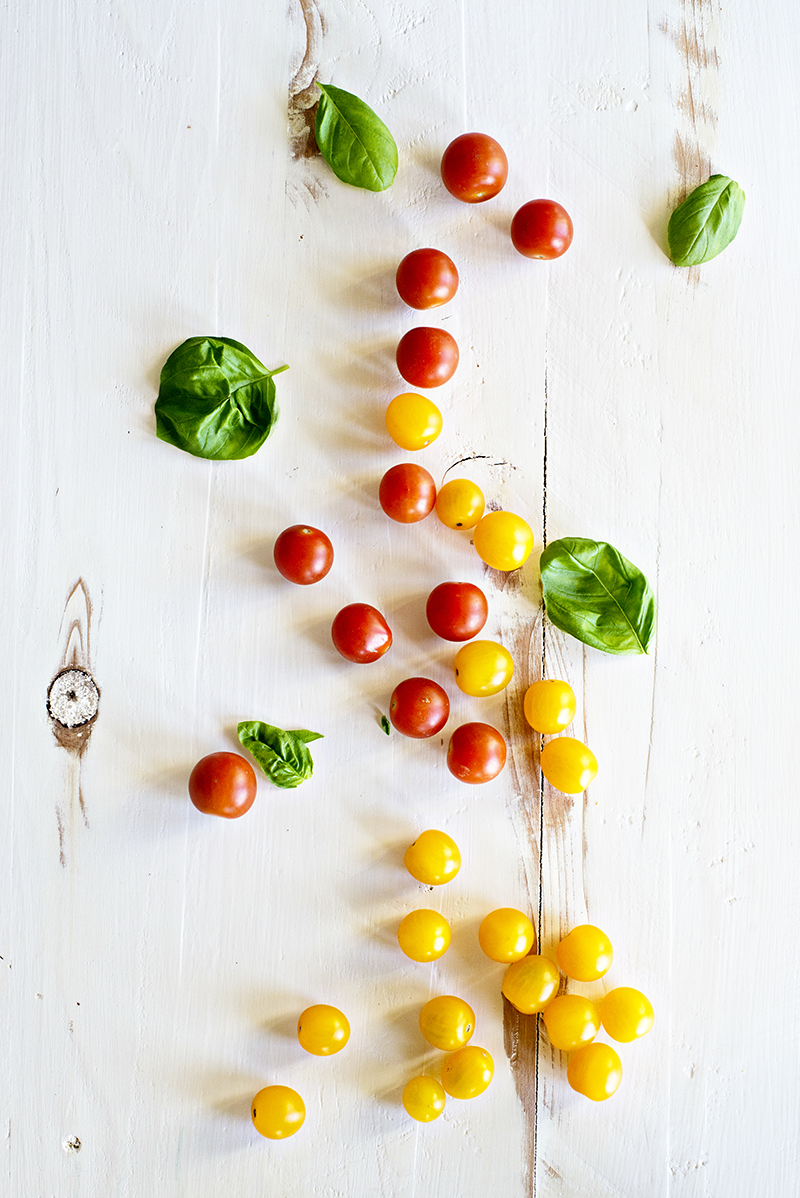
[47,668,99,753]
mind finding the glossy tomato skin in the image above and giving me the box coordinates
[396,327,459,389]
[385,393,442,451]
[398,909,451,962]
[453,639,514,697]
[188,752,257,818]
[331,603,392,663]
[435,478,485,530]
[379,463,437,523]
[502,955,561,1014]
[251,1086,305,1139]
[297,1004,350,1056]
[542,994,601,1053]
[447,722,507,784]
[273,524,333,585]
[600,987,654,1042]
[440,1046,494,1099]
[402,1076,446,1122]
[567,1043,622,1102]
[473,511,535,571]
[556,924,613,981]
[426,582,488,642]
[396,248,459,309]
[404,829,461,885]
[419,995,475,1051]
[389,677,450,738]
[511,199,574,259]
[441,133,508,203]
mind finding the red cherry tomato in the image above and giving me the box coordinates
[426,582,488,642]
[511,200,574,260]
[188,752,257,818]
[379,464,436,523]
[389,677,450,738]
[273,525,333,585]
[447,723,507,784]
[331,603,392,663]
[396,249,459,310]
[440,133,508,203]
[396,327,459,389]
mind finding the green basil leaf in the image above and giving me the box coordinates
[315,83,398,192]
[237,721,323,789]
[380,714,391,736]
[155,337,288,460]
[667,174,745,267]
[540,538,656,656]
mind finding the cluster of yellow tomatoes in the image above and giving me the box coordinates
[251,1002,351,1139]
[398,828,654,1116]
[249,822,654,1138]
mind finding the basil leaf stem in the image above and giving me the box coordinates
[156,337,287,460]
[315,83,398,192]
[667,175,745,267]
[237,721,323,789]
[540,538,656,656]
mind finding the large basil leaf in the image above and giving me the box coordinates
[155,337,288,460]
[315,83,398,192]
[237,721,323,789]
[540,538,655,656]
[667,175,745,267]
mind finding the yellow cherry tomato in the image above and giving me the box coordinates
[502,955,561,1014]
[556,924,613,981]
[542,994,600,1052]
[567,1042,623,1102]
[539,736,597,794]
[478,908,535,963]
[251,1085,305,1139]
[398,909,451,962]
[473,510,534,571]
[404,829,461,885]
[454,640,514,697]
[402,1075,446,1122]
[385,392,443,450]
[436,478,485,530]
[523,679,577,734]
[419,995,475,1051]
[600,987,654,1042]
[440,1046,494,1099]
[296,1004,350,1056]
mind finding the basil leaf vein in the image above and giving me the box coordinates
[667,174,745,267]
[237,721,323,789]
[540,538,656,656]
[315,83,398,192]
[155,337,288,460]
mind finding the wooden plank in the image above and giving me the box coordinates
[1,0,798,1194]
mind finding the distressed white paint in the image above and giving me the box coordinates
[1,0,798,1194]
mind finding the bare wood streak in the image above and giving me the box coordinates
[662,0,721,203]
[288,0,323,162]
[49,580,97,860]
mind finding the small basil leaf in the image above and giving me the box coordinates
[667,174,745,267]
[237,721,323,789]
[292,729,324,745]
[155,337,288,460]
[315,83,398,192]
[540,538,656,656]
[380,714,391,736]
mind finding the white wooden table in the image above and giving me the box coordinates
[3,1,798,1194]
